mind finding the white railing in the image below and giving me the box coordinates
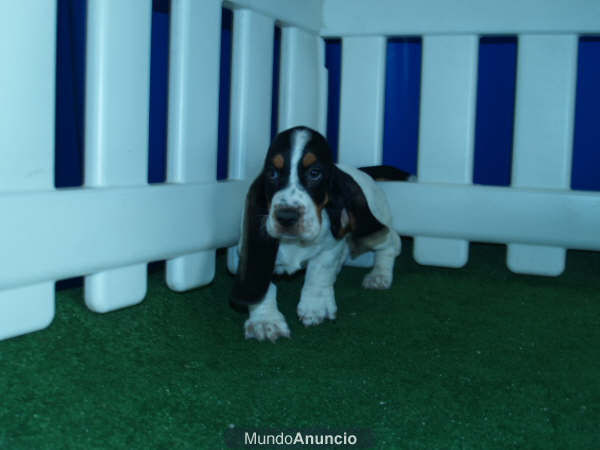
[0,0,598,340]
[323,0,600,273]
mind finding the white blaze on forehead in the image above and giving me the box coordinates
[267,128,321,240]
[289,128,311,187]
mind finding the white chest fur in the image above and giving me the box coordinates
[274,210,345,275]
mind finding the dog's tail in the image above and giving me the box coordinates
[359,165,416,182]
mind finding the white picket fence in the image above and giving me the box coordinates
[0,0,599,341]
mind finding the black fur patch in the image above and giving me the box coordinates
[358,165,412,181]
[326,166,387,246]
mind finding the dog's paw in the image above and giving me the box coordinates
[362,271,393,290]
[244,312,290,342]
[297,288,337,326]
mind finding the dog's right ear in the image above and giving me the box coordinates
[231,173,279,306]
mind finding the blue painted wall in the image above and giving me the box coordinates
[55,1,599,191]
[572,37,600,191]
[54,0,86,187]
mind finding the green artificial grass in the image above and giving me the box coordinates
[1,240,599,449]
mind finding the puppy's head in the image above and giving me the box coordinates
[262,126,333,242]
[231,126,388,307]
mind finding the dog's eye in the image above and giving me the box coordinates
[266,167,279,181]
[308,167,322,181]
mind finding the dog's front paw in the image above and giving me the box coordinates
[362,270,393,290]
[297,287,337,326]
[244,312,290,342]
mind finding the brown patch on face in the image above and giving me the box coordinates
[302,152,317,168]
[316,193,329,224]
[272,154,284,169]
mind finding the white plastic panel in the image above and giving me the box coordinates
[0,180,249,291]
[226,9,275,273]
[507,35,579,276]
[165,0,222,292]
[381,182,600,251]
[0,0,57,340]
[338,36,387,167]
[84,0,152,312]
[278,26,322,132]
[414,35,479,268]
[321,0,600,36]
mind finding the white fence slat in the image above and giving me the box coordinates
[0,2,56,191]
[337,36,386,267]
[380,182,600,251]
[228,9,275,180]
[226,9,275,273]
[338,36,387,167]
[414,35,478,268]
[278,26,321,132]
[165,0,222,292]
[84,0,152,312]
[0,0,57,340]
[507,35,578,276]
[0,181,249,291]
[321,0,600,36]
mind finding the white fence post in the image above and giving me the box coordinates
[165,0,223,291]
[507,35,579,276]
[338,36,387,167]
[278,26,322,132]
[337,36,387,268]
[84,0,153,313]
[414,35,479,268]
[226,9,275,274]
[0,0,57,340]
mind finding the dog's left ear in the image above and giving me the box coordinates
[325,166,388,249]
[231,174,279,306]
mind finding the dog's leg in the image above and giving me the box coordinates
[362,231,401,290]
[244,283,290,342]
[297,240,349,326]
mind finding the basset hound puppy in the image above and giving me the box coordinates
[230,126,411,342]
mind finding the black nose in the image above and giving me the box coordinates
[275,207,300,227]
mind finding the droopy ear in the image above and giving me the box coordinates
[325,166,388,247]
[231,174,279,306]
